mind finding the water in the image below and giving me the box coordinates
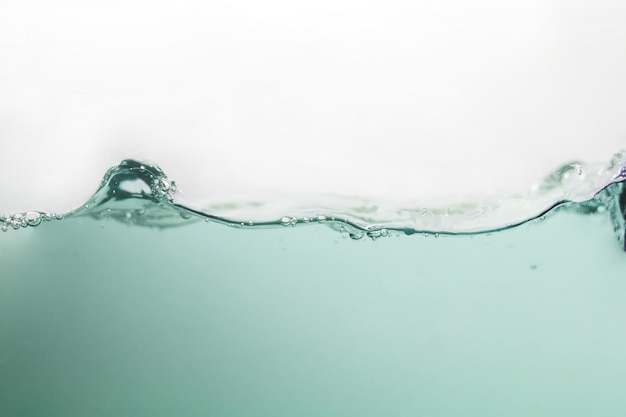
[1,157,626,417]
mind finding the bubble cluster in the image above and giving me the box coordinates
[97,160,179,204]
[274,213,394,241]
[280,216,297,227]
[151,177,177,202]
[366,228,390,240]
[0,211,63,232]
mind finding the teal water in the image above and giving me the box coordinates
[1,159,625,416]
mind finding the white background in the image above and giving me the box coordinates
[1,0,625,213]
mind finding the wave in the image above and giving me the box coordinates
[2,154,625,247]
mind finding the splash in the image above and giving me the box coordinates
[2,154,626,247]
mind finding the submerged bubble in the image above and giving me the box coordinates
[316,214,327,223]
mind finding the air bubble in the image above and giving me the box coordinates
[151,177,177,202]
[25,211,42,226]
[367,228,389,240]
[316,214,327,223]
[280,216,297,227]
